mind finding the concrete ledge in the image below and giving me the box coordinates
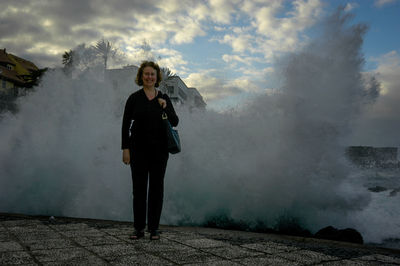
[1,213,399,265]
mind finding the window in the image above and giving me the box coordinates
[167,85,174,95]
[178,88,187,100]
[6,64,13,70]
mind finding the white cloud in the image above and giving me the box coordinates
[184,71,242,101]
[156,48,188,74]
[227,78,261,93]
[259,0,322,46]
[184,66,270,102]
[0,0,210,67]
[349,51,400,146]
[214,26,227,32]
[208,0,240,24]
[374,0,398,8]
[188,2,210,21]
[372,51,400,96]
[155,0,184,14]
[344,2,359,12]
[220,33,255,53]
[251,2,284,36]
[2,0,324,72]
[171,17,206,44]
[222,54,266,68]
[218,0,323,63]
[240,66,274,77]
[222,54,249,65]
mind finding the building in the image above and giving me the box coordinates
[105,65,139,93]
[187,87,206,110]
[159,76,188,104]
[0,48,39,96]
[0,49,23,95]
[159,76,206,109]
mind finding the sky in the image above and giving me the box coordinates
[1,0,399,115]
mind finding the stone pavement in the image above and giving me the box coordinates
[1,213,399,265]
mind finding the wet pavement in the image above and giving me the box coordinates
[1,213,399,265]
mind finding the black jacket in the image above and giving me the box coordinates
[121,89,179,151]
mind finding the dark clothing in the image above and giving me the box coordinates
[121,89,179,152]
[121,88,179,231]
[130,147,168,231]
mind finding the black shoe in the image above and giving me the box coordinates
[150,230,160,240]
[129,229,144,240]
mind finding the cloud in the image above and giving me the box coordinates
[1,0,324,70]
[373,51,400,97]
[184,65,270,103]
[344,3,359,12]
[219,26,259,53]
[217,0,323,63]
[156,48,188,74]
[171,17,206,44]
[0,0,209,67]
[184,71,242,101]
[350,51,400,146]
[374,0,398,8]
[208,0,240,24]
[222,54,251,65]
[227,78,262,93]
[221,33,249,53]
[239,66,274,77]
[1,0,325,78]
[214,26,227,32]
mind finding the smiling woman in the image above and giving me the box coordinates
[121,61,179,240]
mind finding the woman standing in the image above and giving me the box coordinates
[121,61,179,240]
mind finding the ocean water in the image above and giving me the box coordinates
[347,168,400,248]
[0,10,398,248]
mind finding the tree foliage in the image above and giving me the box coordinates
[92,39,117,69]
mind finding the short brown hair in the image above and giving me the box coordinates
[135,61,162,87]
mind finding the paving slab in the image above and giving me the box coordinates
[0,241,25,252]
[1,213,399,265]
[0,250,37,265]
[23,238,76,251]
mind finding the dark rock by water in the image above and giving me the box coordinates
[368,185,388,192]
[390,188,400,197]
[315,226,364,244]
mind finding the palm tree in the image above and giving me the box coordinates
[161,67,176,81]
[160,67,177,93]
[62,50,74,67]
[62,49,77,76]
[92,39,117,69]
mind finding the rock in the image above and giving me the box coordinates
[389,188,400,197]
[368,186,388,192]
[275,217,313,237]
[315,226,363,244]
[49,216,56,224]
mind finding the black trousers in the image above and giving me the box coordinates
[129,146,168,231]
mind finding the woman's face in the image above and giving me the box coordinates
[142,66,157,88]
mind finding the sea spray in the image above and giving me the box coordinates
[0,69,133,219]
[164,10,373,230]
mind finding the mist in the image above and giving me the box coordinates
[0,10,398,245]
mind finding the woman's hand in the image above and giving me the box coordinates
[122,149,130,165]
[158,98,167,109]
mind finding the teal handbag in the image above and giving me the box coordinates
[162,111,181,154]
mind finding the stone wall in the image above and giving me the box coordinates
[346,146,399,168]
